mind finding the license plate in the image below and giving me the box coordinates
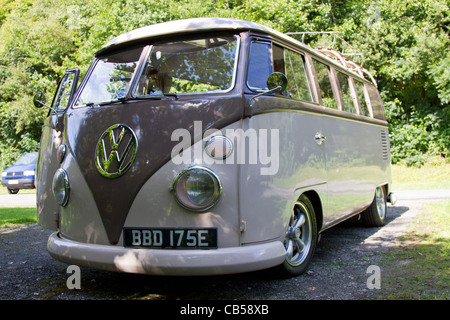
[8,180,19,185]
[123,228,217,249]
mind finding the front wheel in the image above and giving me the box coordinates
[7,188,19,194]
[276,194,318,277]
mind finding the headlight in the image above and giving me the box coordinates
[52,168,70,207]
[1,172,6,177]
[24,170,35,176]
[172,166,222,211]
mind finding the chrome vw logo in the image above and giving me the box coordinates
[95,124,138,178]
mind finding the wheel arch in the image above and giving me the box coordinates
[302,190,323,232]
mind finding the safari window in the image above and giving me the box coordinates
[134,36,239,97]
[74,46,144,107]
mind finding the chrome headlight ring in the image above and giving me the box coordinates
[172,166,222,212]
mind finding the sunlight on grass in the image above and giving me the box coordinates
[372,201,450,300]
[391,163,450,190]
[0,207,37,228]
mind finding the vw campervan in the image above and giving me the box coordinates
[34,18,395,277]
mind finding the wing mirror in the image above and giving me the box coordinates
[249,72,288,107]
[266,72,288,93]
[33,92,57,112]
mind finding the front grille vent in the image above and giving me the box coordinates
[7,172,23,177]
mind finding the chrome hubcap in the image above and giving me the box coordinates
[284,202,312,267]
[375,187,386,220]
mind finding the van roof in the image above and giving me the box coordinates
[100,17,311,53]
[99,17,376,86]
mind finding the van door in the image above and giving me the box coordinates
[36,69,79,230]
[311,60,377,225]
[239,40,327,244]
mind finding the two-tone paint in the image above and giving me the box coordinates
[36,18,394,276]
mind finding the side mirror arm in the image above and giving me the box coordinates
[249,85,282,108]
[33,92,57,113]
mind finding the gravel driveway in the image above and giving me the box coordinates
[0,192,446,301]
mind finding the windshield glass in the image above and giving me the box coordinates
[134,36,239,97]
[74,46,144,107]
[14,152,38,165]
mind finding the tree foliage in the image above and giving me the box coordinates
[0,0,449,168]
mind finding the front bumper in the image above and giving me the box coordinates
[47,232,286,276]
[1,178,35,189]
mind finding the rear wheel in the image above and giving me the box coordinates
[361,186,387,227]
[277,194,318,277]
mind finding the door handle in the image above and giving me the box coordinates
[315,132,327,145]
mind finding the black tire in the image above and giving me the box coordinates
[7,188,19,194]
[276,194,318,277]
[361,186,387,227]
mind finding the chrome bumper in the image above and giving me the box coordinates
[47,232,286,276]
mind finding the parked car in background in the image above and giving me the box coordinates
[1,152,38,194]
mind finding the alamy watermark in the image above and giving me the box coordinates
[65,264,381,291]
[66,265,81,290]
[170,121,280,176]
[366,265,381,290]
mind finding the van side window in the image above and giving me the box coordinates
[247,41,272,90]
[366,85,387,121]
[354,80,371,117]
[284,49,313,102]
[312,59,338,109]
[248,41,313,102]
[336,71,356,114]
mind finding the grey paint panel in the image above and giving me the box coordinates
[240,97,391,243]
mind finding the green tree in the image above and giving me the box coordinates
[0,0,448,169]
[351,0,450,165]
[0,0,94,168]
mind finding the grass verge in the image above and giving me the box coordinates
[391,163,450,190]
[0,207,37,228]
[371,200,450,300]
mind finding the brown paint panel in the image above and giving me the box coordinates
[65,95,243,244]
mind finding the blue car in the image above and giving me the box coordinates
[1,152,38,194]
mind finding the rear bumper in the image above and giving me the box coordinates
[47,232,286,276]
[387,192,397,205]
